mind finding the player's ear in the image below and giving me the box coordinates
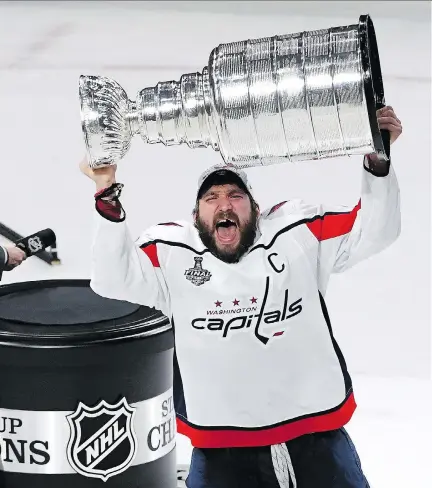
[192,203,198,224]
[252,199,260,217]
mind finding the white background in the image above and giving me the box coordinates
[0,2,431,486]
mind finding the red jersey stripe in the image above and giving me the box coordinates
[306,202,361,241]
[177,392,356,448]
[140,243,160,268]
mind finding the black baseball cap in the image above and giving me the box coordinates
[196,164,254,201]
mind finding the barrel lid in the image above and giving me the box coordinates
[0,279,170,347]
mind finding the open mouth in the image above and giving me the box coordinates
[215,219,238,243]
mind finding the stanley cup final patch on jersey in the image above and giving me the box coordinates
[66,397,137,482]
[185,257,212,286]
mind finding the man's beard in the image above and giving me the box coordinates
[195,207,259,264]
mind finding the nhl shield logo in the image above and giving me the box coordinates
[184,257,211,286]
[66,397,137,482]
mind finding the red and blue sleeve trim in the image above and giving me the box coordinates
[306,201,361,241]
[94,184,125,222]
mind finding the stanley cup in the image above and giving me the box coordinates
[79,14,389,170]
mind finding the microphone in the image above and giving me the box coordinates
[15,228,57,257]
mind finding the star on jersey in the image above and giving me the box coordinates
[213,298,258,308]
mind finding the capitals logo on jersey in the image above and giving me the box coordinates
[185,257,212,286]
[191,277,303,345]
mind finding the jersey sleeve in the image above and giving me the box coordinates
[0,245,7,270]
[89,211,171,318]
[298,158,401,293]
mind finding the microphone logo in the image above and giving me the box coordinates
[28,236,43,254]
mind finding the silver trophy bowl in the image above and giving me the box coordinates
[80,15,389,169]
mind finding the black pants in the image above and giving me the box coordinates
[186,428,370,488]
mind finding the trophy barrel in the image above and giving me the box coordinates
[208,14,388,168]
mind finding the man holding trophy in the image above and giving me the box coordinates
[80,16,402,488]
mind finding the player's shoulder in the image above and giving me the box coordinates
[261,199,318,224]
[136,219,197,246]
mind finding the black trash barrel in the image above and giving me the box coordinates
[0,279,177,488]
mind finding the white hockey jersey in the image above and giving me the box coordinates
[90,164,401,448]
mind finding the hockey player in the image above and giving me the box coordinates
[80,106,402,487]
